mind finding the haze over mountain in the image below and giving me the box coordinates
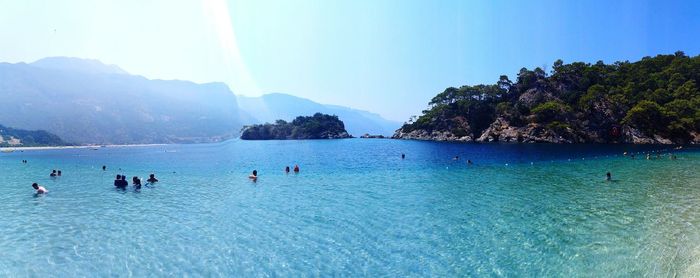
[31,57,128,75]
[237,93,400,136]
[0,57,243,144]
[0,57,398,144]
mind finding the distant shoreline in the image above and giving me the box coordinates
[0,144,167,152]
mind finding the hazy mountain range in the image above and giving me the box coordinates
[0,57,399,145]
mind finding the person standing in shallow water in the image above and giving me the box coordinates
[102,165,106,171]
[132,176,142,190]
[606,172,612,181]
[146,174,158,183]
[401,153,405,159]
[114,175,128,188]
[32,183,47,194]
[249,170,258,181]
[285,166,290,173]
[293,165,300,173]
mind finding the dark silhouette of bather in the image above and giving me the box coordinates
[132,176,142,189]
[114,175,128,188]
[146,174,158,183]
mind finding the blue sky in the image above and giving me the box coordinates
[1,0,699,121]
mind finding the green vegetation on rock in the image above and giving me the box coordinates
[395,52,700,144]
[240,113,352,140]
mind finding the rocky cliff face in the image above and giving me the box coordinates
[394,117,699,144]
[392,129,473,142]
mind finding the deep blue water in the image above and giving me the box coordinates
[0,139,699,276]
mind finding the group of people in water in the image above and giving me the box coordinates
[452,155,474,165]
[114,173,158,190]
[49,169,62,177]
[31,165,160,194]
[249,164,300,181]
[27,147,686,194]
[32,169,62,194]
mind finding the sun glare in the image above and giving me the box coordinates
[202,0,260,95]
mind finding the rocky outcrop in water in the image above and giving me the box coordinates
[241,113,352,140]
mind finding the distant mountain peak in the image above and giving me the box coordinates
[30,57,128,75]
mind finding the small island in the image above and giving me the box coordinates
[360,134,386,139]
[240,113,352,140]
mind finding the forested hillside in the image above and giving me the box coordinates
[0,124,65,147]
[394,52,699,144]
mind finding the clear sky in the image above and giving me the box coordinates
[1,0,699,121]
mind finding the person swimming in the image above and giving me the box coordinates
[57,170,62,176]
[146,174,158,183]
[50,170,57,177]
[453,156,459,160]
[293,165,299,173]
[249,170,258,180]
[467,160,473,165]
[285,166,290,173]
[132,176,142,189]
[32,183,47,194]
[606,172,612,181]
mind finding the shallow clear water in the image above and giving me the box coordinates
[0,139,698,276]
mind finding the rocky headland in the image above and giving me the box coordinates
[394,52,700,144]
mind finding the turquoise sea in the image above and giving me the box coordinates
[0,139,699,276]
